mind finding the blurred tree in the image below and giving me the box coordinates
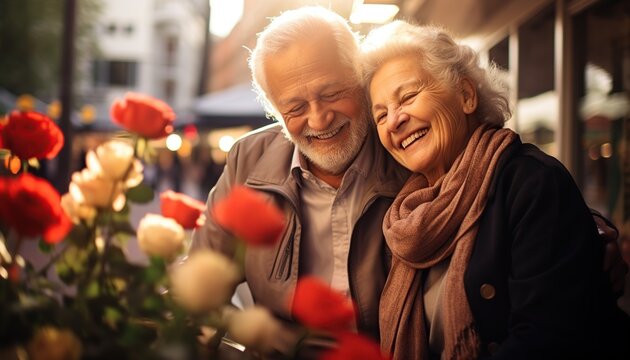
[0,0,101,101]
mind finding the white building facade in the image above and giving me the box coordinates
[79,0,208,127]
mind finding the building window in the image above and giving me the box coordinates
[489,37,509,71]
[165,36,178,67]
[105,23,117,34]
[164,79,176,104]
[123,24,134,35]
[92,60,138,87]
[575,0,630,226]
[516,4,557,156]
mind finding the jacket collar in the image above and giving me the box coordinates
[486,134,523,200]
[244,123,406,199]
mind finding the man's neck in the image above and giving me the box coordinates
[309,163,345,189]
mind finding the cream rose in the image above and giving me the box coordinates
[69,168,125,210]
[60,193,97,224]
[86,140,144,187]
[137,214,185,259]
[169,250,240,313]
[226,306,282,353]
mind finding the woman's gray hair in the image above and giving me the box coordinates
[248,6,363,121]
[360,21,511,127]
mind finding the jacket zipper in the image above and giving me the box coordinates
[247,183,299,281]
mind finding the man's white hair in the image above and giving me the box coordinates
[248,6,362,122]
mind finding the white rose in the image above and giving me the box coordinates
[60,193,97,224]
[69,168,125,210]
[226,306,282,353]
[137,214,185,259]
[86,140,144,187]
[169,250,240,314]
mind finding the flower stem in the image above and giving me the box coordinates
[206,326,227,355]
[10,231,23,265]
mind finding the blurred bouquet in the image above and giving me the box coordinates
[0,94,388,360]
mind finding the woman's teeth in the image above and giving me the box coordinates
[401,128,429,149]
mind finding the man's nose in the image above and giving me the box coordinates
[307,102,334,131]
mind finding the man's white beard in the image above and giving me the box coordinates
[284,114,369,175]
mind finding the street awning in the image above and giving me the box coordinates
[192,83,273,129]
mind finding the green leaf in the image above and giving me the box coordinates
[118,322,157,347]
[66,223,92,247]
[125,182,154,204]
[104,306,123,329]
[111,220,136,237]
[143,257,166,284]
[142,295,164,313]
[84,280,100,298]
[55,261,75,284]
[38,240,53,254]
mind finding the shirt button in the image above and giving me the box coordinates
[488,341,500,354]
[480,283,496,300]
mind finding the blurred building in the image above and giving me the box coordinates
[205,0,629,233]
[77,0,209,130]
[399,0,629,238]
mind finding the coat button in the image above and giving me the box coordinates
[480,283,496,299]
[488,341,500,354]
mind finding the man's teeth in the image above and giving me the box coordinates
[313,126,342,140]
[401,128,429,149]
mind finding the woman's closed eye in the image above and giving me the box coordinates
[401,92,418,104]
[374,111,387,125]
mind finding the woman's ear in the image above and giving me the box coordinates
[460,78,478,114]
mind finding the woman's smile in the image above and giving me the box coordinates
[401,127,430,149]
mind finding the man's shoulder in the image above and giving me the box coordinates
[225,123,294,182]
[236,122,285,144]
[231,123,290,155]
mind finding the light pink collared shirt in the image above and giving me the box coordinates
[290,147,366,298]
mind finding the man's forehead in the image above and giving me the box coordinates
[265,39,357,103]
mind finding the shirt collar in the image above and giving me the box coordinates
[288,132,373,190]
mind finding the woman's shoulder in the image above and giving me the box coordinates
[489,140,585,206]
[503,142,565,170]
[498,142,573,184]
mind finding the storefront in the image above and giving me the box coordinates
[408,0,629,237]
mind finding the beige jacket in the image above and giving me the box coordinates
[191,123,408,354]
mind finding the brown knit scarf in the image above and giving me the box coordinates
[380,124,517,360]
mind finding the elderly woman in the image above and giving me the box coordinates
[360,21,630,359]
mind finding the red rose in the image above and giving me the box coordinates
[321,332,390,360]
[0,174,72,243]
[7,263,20,284]
[0,111,64,160]
[160,190,206,229]
[110,93,175,139]
[290,276,356,332]
[212,186,285,246]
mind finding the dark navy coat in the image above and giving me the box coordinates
[466,139,630,359]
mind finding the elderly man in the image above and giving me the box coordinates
[191,6,408,356]
[191,5,625,357]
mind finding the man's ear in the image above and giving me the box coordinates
[461,78,478,114]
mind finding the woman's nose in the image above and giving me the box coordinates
[386,107,409,132]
